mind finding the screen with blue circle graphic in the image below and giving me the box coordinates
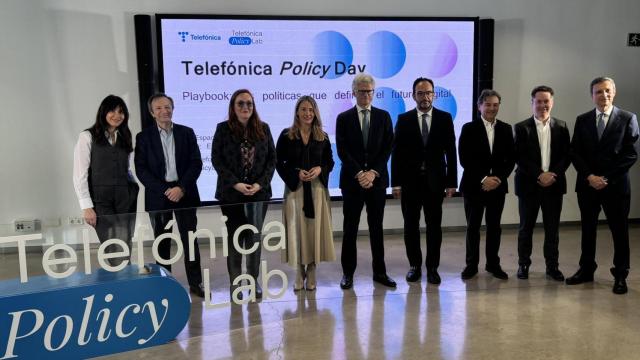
[157,16,477,201]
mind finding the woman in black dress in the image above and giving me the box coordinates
[211,89,276,300]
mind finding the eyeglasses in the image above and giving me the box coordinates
[235,101,254,108]
[415,91,435,98]
[356,89,375,96]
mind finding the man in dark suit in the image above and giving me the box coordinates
[336,73,396,289]
[135,93,205,297]
[567,77,639,294]
[459,89,515,280]
[514,85,570,281]
[391,77,457,285]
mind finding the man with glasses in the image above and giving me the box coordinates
[135,93,205,297]
[336,73,396,289]
[391,77,457,285]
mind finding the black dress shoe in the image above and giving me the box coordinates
[546,268,565,281]
[426,268,441,285]
[406,266,422,282]
[189,283,205,298]
[486,265,508,280]
[461,266,478,280]
[340,275,353,290]
[611,267,628,295]
[373,274,397,288]
[565,268,594,285]
[517,265,529,279]
[612,278,628,294]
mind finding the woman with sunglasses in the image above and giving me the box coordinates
[211,89,276,300]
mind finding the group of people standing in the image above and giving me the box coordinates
[74,74,638,301]
[73,89,335,300]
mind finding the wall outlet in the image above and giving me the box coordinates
[14,219,40,232]
[67,216,85,225]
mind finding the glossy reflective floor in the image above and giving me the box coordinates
[3,225,639,359]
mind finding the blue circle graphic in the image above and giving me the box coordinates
[374,87,407,127]
[433,86,457,120]
[313,31,353,80]
[366,31,406,79]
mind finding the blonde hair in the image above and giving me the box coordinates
[287,95,327,141]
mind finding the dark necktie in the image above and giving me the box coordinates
[421,113,429,145]
[597,113,606,140]
[361,109,370,147]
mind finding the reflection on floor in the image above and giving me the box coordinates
[3,225,639,359]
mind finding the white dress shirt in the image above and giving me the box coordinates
[596,107,613,128]
[356,104,372,130]
[481,117,495,153]
[417,108,433,134]
[534,117,551,172]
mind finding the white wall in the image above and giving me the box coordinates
[2,0,639,233]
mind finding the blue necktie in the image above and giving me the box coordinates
[597,113,605,140]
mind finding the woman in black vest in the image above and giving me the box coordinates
[73,95,138,266]
[212,89,276,300]
[276,96,335,291]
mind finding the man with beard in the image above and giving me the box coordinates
[391,77,457,285]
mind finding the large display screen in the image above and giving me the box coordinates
[156,15,478,202]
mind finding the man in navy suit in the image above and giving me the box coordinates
[566,77,639,294]
[336,73,396,289]
[391,77,457,285]
[459,89,515,280]
[514,85,570,281]
[135,93,205,297]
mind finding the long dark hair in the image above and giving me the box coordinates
[227,89,266,142]
[87,95,133,153]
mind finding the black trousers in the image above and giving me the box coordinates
[517,189,563,269]
[463,191,506,268]
[93,184,137,266]
[220,201,269,284]
[577,188,631,272]
[150,201,202,287]
[401,175,444,269]
[341,186,387,277]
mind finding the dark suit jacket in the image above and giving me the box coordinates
[391,108,457,192]
[571,106,639,194]
[275,129,334,192]
[514,117,571,196]
[134,123,202,211]
[211,121,276,203]
[459,118,515,196]
[335,106,393,191]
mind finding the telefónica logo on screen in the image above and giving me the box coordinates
[177,31,221,42]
